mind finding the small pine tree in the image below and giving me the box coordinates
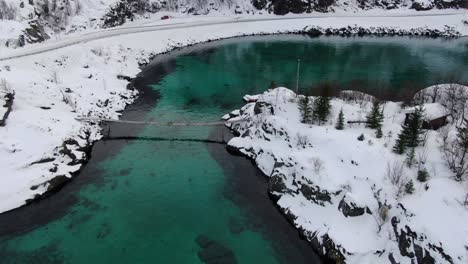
[417,169,429,182]
[313,96,331,125]
[376,126,383,138]
[298,95,313,124]
[406,106,425,148]
[393,106,425,154]
[335,109,345,130]
[366,101,383,129]
[393,133,407,154]
[405,180,415,194]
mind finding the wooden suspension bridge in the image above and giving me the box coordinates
[75,116,250,144]
[75,117,250,127]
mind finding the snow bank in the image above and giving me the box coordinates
[0,45,146,213]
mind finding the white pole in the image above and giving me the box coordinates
[296,59,300,95]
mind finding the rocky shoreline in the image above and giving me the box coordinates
[224,86,468,263]
[11,80,140,212]
[226,137,345,263]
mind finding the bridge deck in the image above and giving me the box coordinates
[75,117,248,126]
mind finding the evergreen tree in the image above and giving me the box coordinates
[313,96,331,125]
[393,106,425,154]
[393,133,407,154]
[406,106,425,148]
[298,95,313,124]
[366,101,383,129]
[405,180,415,194]
[417,169,429,182]
[335,109,345,130]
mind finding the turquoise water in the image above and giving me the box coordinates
[0,35,467,264]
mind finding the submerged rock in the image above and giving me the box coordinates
[195,235,238,264]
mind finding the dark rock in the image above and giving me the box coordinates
[30,157,55,166]
[253,101,273,115]
[300,184,331,205]
[309,233,346,263]
[267,174,287,198]
[306,28,323,37]
[46,175,71,193]
[49,165,58,173]
[225,144,244,156]
[0,92,14,127]
[22,20,50,44]
[428,243,451,263]
[411,2,433,11]
[388,253,399,264]
[338,197,371,217]
[117,75,132,81]
[414,244,435,264]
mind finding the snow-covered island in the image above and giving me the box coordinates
[225,84,468,263]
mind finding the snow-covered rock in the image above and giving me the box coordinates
[225,86,468,263]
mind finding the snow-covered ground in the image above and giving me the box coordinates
[0,1,466,218]
[225,85,468,263]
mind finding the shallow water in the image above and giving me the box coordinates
[0,35,467,264]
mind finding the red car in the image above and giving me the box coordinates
[161,16,170,20]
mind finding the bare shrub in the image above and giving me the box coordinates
[296,133,309,149]
[416,145,429,170]
[0,78,13,94]
[312,157,324,174]
[386,160,406,197]
[428,84,441,103]
[60,90,77,111]
[376,205,389,231]
[443,133,468,181]
[445,83,468,122]
[438,125,451,145]
[91,47,104,57]
[51,71,60,84]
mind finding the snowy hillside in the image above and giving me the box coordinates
[0,0,466,48]
[225,85,468,263]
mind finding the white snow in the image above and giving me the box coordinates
[226,86,468,263]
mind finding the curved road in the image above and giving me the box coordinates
[0,12,465,61]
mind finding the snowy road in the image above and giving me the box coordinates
[0,12,466,61]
